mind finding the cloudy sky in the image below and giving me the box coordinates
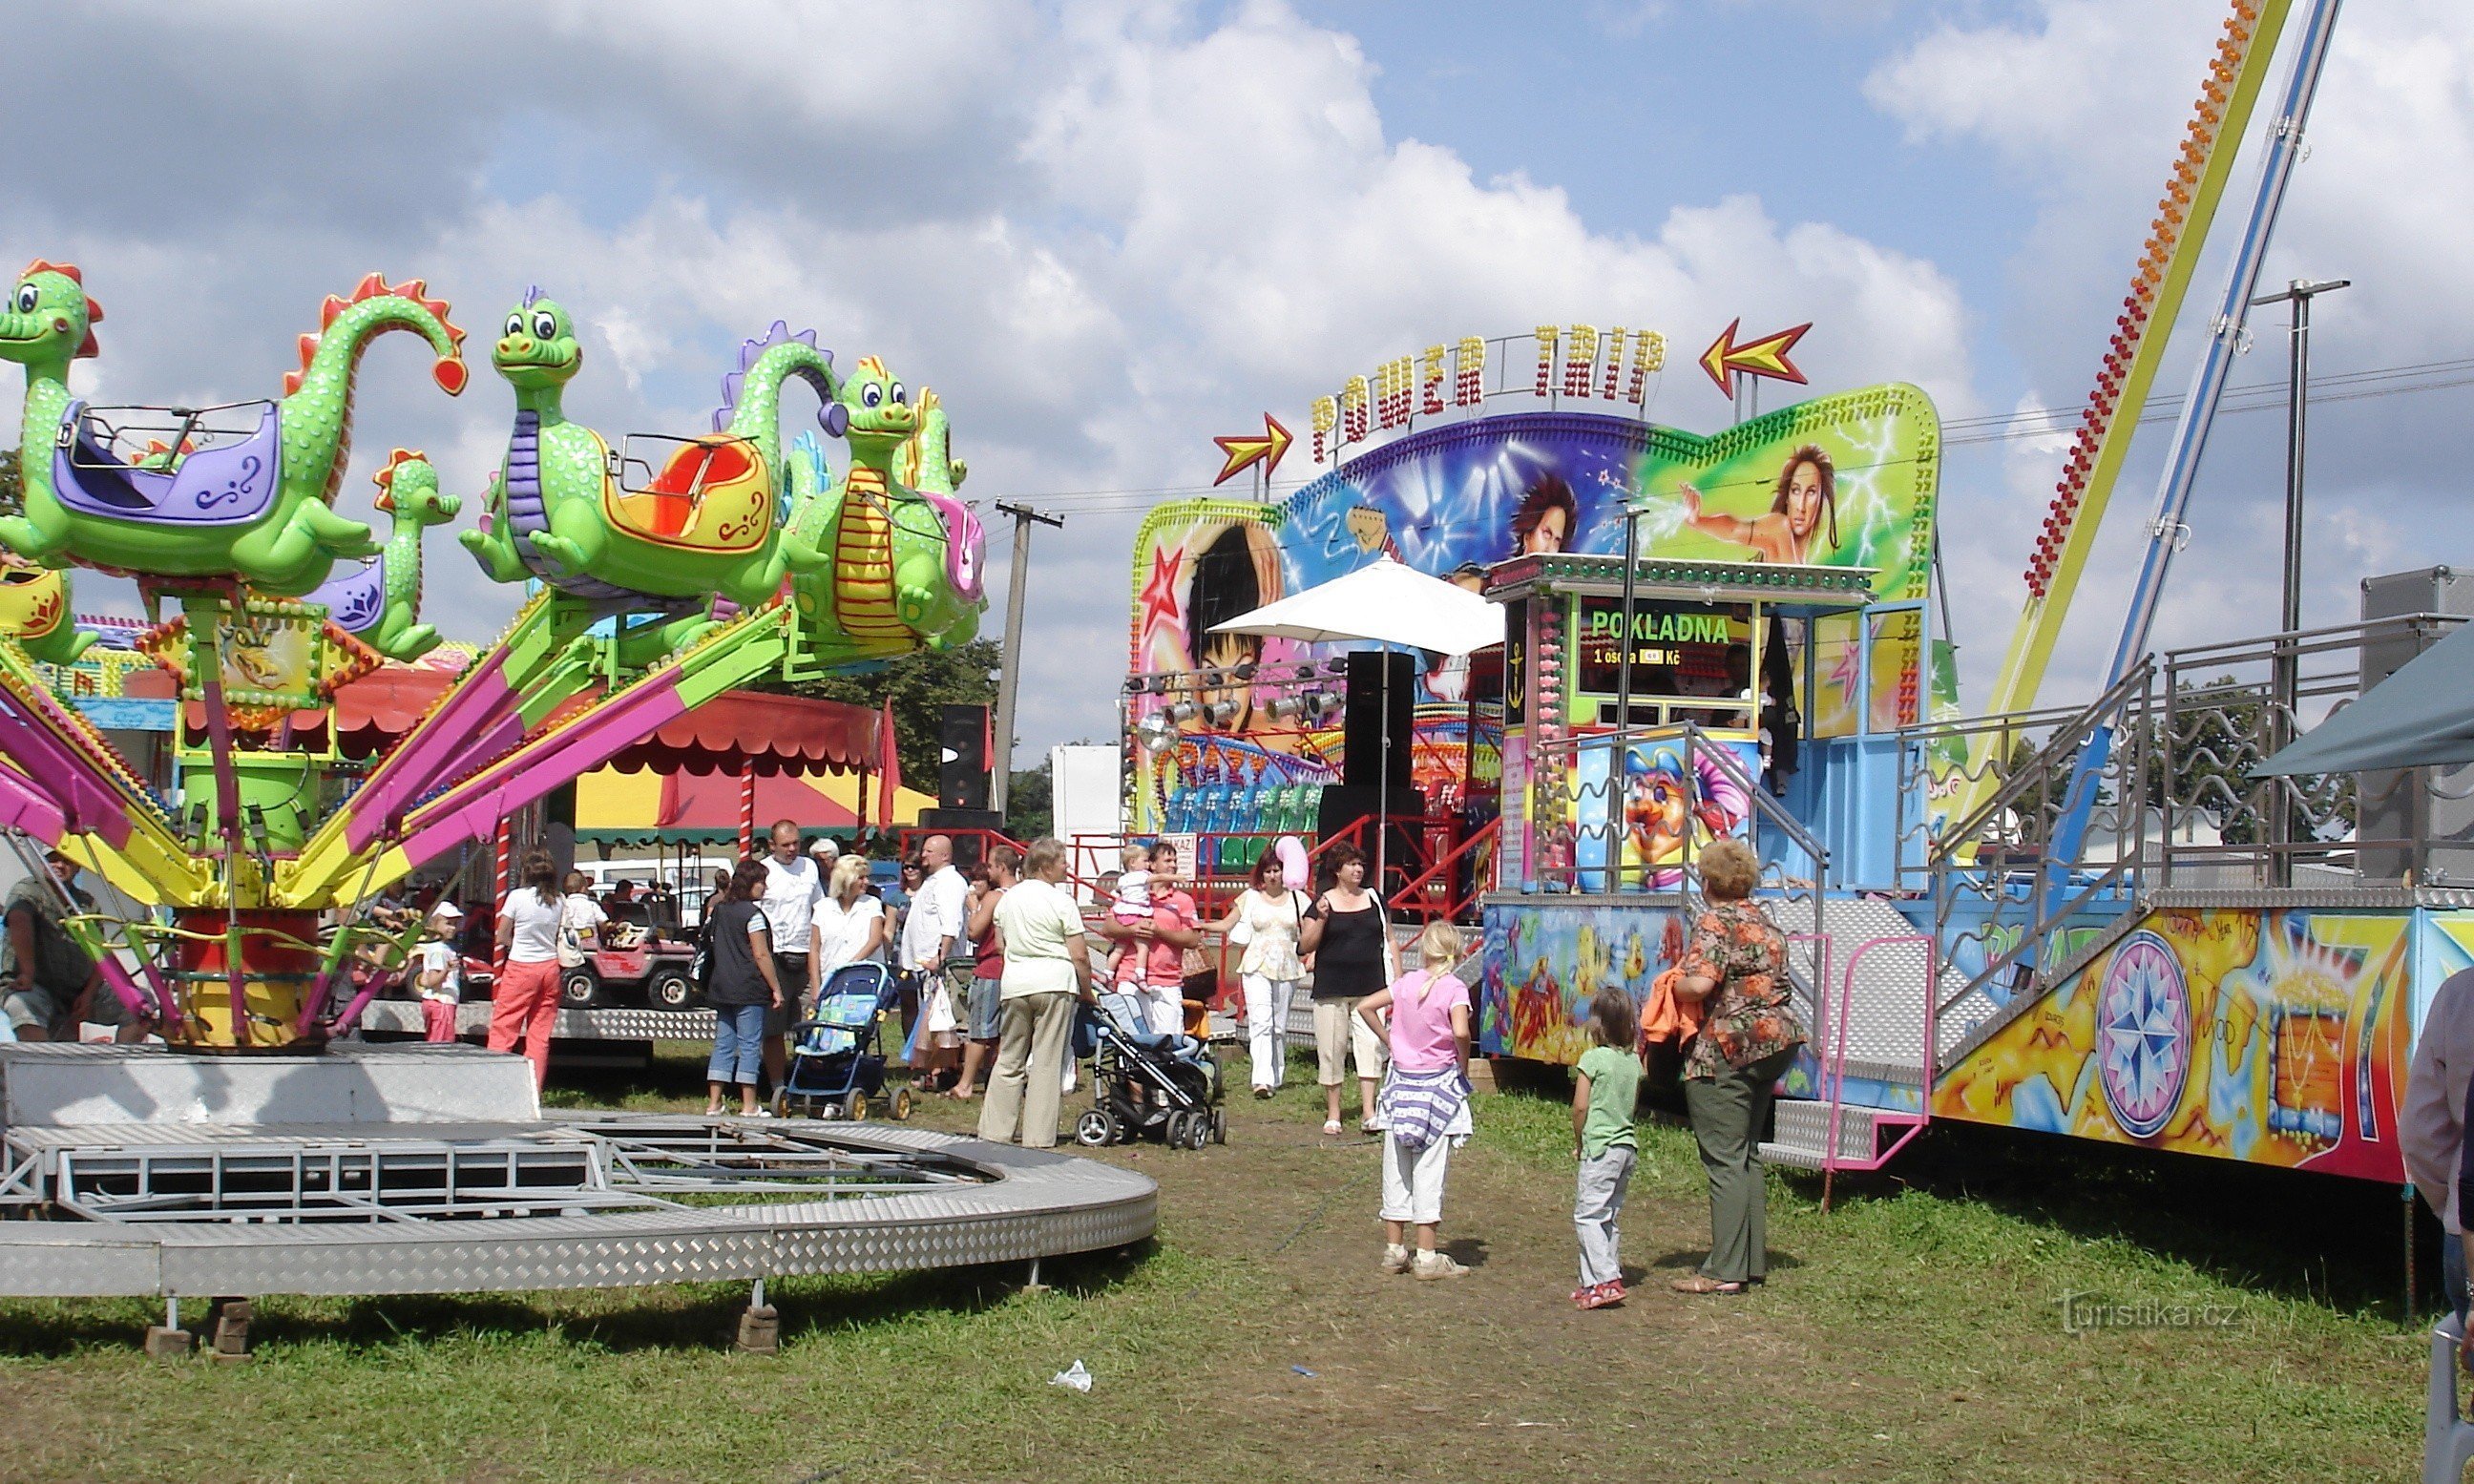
[7,0,2470,756]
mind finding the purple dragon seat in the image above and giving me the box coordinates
[51,400,283,526]
[306,556,386,633]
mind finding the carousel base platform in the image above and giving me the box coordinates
[0,1043,1156,1301]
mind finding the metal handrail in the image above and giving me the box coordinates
[1931,659,2154,863]
[1385,818,1499,923]
[1820,932,1934,1212]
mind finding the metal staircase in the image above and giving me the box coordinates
[1757,897,1940,1179]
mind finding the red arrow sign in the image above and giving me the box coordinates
[1212,414,1292,486]
[1700,319,1812,395]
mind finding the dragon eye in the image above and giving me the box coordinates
[533,310,557,340]
[861,384,883,408]
[891,382,908,406]
[504,313,524,338]
[12,284,35,314]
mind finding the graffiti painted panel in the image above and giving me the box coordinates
[1934,909,2414,1181]
[1479,899,1692,1064]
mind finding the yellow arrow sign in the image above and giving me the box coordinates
[1212,413,1292,486]
[1699,319,1812,395]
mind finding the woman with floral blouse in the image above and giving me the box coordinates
[1670,836,1807,1294]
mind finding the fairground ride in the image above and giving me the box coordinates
[0,269,1151,1332]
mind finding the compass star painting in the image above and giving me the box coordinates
[1932,909,2420,1181]
[2096,931,2190,1139]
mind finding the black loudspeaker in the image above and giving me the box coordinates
[1315,784,1426,889]
[938,704,991,811]
[1342,651,1415,787]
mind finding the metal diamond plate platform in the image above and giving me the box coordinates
[0,1045,1156,1300]
[359,999,719,1042]
[1765,896,1935,1084]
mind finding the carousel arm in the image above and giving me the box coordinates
[278,602,792,908]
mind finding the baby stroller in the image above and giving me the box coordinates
[776,962,912,1121]
[1074,991,1225,1150]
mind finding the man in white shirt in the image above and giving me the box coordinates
[758,820,827,1092]
[900,834,971,1089]
[2404,966,2474,1331]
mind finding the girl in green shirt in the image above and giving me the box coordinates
[1572,988,1644,1309]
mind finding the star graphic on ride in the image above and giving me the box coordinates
[1138,543,1185,638]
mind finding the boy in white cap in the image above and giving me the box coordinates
[415,903,465,1043]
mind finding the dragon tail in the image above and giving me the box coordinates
[895,387,966,494]
[714,322,846,470]
[281,275,471,504]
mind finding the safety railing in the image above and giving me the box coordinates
[1524,718,1829,927]
[1386,818,1499,925]
[2156,613,2469,887]
[1817,932,1936,1210]
[1923,661,2156,1056]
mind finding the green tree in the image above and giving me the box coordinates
[780,638,1000,792]
[1005,757,1054,840]
[0,449,20,521]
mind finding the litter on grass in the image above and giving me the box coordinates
[1050,1360,1094,1392]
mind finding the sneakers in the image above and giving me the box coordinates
[1412,1250,1469,1282]
[1379,1244,1412,1275]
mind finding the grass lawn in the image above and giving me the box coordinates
[0,1046,2440,1483]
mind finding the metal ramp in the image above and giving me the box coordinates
[1758,896,1939,1176]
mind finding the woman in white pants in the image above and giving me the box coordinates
[1212,852,1314,1097]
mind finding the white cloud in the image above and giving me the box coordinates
[10,0,1981,757]
[1867,0,2474,712]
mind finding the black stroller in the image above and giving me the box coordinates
[1073,991,1225,1149]
[775,962,912,1120]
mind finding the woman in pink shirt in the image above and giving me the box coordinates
[1356,922,1475,1281]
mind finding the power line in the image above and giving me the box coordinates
[992,353,2474,515]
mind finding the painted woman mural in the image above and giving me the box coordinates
[1676,444,1839,565]
[1185,520,1285,738]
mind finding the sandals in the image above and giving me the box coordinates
[1321,1118,1343,1136]
[1669,1273,1747,1295]
[1573,1281,1627,1309]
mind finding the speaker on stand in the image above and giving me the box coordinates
[1329,652,1422,896]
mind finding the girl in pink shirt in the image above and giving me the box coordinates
[1357,922,1475,1281]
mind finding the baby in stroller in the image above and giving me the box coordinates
[1073,988,1225,1149]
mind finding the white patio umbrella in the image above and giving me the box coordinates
[1209,558,1504,899]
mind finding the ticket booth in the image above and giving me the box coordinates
[1483,553,1886,894]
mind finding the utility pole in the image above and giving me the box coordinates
[989,501,1063,821]
[2249,275,2348,884]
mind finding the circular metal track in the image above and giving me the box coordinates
[0,1114,1156,1299]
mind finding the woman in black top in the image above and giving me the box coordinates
[703,857,786,1118]
[1304,844,1399,1136]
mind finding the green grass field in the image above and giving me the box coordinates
[0,1050,2443,1482]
